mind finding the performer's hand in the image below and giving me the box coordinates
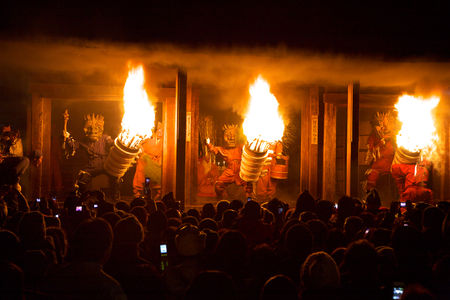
[63,130,70,139]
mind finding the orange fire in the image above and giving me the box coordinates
[395,94,440,156]
[118,65,156,149]
[242,76,284,152]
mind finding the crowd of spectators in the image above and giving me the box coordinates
[1,186,450,300]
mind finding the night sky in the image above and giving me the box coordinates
[1,0,450,59]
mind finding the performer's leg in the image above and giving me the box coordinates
[365,168,381,192]
[391,164,406,197]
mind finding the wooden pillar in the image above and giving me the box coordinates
[300,87,324,199]
[185,87,199,207]
[441,118,450,201]
[31,94,51,199]
[162,97,177,197]
[175,70,187,208]
[323,102,336,201]
[346,82,360,196]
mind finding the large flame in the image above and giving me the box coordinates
[119,65,155,149]
[395,94,439,155]
[242,76,284,152]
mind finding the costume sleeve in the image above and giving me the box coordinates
[207,143,226,157]
[9,139,23,157]
[62,135,78,159]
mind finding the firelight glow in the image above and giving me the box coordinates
[118,65,155,149]
[395,94,440,155]
[242,76,284,151]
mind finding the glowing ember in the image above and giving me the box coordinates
[395,94,440,156]
[117,65,156,149]
[242,76,284,152]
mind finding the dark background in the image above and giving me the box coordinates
[1,0,449,59]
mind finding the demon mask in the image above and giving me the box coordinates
[83,114,104,142]
[223,124,238,148]
[374,112,394,140]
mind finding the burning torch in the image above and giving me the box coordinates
[239,76,284,197]
[391,94,440,200]
[104,65,155,178]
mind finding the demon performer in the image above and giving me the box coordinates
[364,112,396,192]
[0,124,29,191]
[206,124,246,198]
[62,110,114,194]
[133,122,163,199]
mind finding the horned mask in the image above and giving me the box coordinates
[223,124,238,148]
[84,114,104,142]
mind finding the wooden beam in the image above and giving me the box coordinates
[29,83,175,102]
[175,70,187,208]
[346,82,360,196]
[324,92,400,108]
[323,102,336,201]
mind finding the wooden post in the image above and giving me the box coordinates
[300,87,324,199]
[162,97,177,198]
[441,118,450,201]
[31,94,51,199]
[323,102,336,201]
[185,86,199,207]
[346,82,360,196]
[175,70,187,209]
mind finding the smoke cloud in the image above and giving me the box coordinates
[1,38,449,116]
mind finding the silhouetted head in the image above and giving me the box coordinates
[175,224,206,257]
[18,211,46,247]
[115,201,130,213]
[341,239,378,286]
[301,251,340,290]
[0,230,20,262]
[201,203,216,219]
[199,218,218,231]
[130,197,146,209]
[101,211,121,228]
[260,274,298,300]
[242,200,261,221]
[316,200,334,223]
[284,223,313,260]
[295,191,316,214]
[130,206,148,226]
[114,215,144,246]
[70,218,113,264]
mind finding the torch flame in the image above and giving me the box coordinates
[118,65,155,149]
[242,76,284,152]
[395,94,440,156]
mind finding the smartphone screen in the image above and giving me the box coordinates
[75,206,82,212]
[400,202,406,207]
[55,214,59,218]
[160,244,167,254]
[36,198,41,203]
[334,203,338,209]
[145,177,150,184]
[277,207,283,214]
[247,197,252,202]
[93,204,98,208]
[392,286,404,300]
